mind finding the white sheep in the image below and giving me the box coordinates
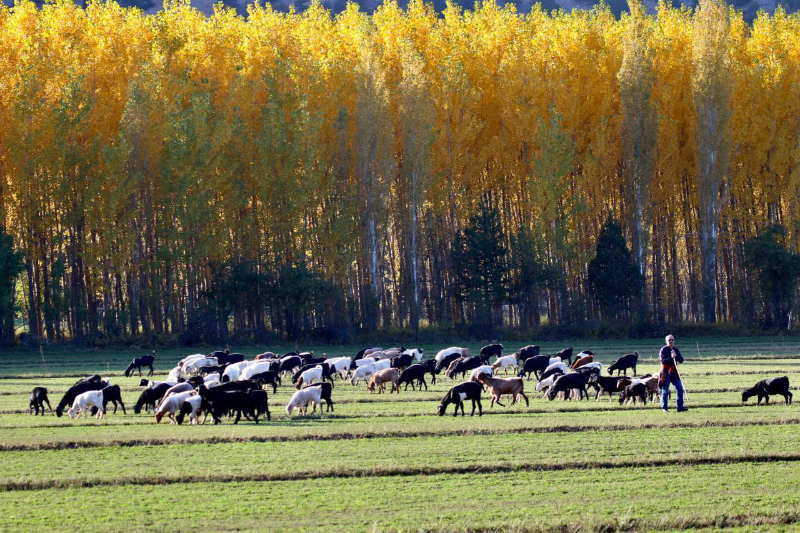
[67,390,105,420]
[286,387,322,416]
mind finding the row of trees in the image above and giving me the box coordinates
[1,0,799,345]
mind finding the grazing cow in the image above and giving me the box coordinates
[29,387,52,415]
[518,355,550,381]
[125,352,155,377]
[608,353,639,376]
[479,344,503,364]
[742,377,793,405]
[516,345,540,363]
[555,347,574,367]
[437,382,483,417]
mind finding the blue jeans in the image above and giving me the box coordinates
[661,371,684,411]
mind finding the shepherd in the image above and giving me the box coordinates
[660,334,688,413]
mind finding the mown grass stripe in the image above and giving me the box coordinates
[2,416,798,452]
[0,398,785,418]
[2,452,799,492]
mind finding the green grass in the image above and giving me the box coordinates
[0,336,799,530]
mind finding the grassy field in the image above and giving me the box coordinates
[1,337,799,531]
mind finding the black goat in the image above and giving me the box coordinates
[541,363,567,381]
[479,344,503,364]
[447,356,482,380]
[742,376,792,405]
[29,387,52,415]
[250,370,281,394]
[435,352,462,374]
[397,364,428,391]
[608,353,639,376]
[198,385,270,424]
[421,359,437,385]
[56,375,107,417]
[125,352,155,377]
[212,380,262,393]
[278,356,303,375]
[591,375,628,400]
[546,372,590,401]
[555,347,574,367]
[133,382,172,414]
[101,384,126,414]
[305,382,334,412]
[619,382,648,405]
[437,382,483,417]
[518,355,549,381]
[516,345,540,363]
[391,353,414,370]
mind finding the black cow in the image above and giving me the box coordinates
[437,382,483,417]
[29,387,52,415]
[479,344,503,364]
[518,355,550,381]
[742,376,793,405]
[608,353,639,376]
[125,352,155,377]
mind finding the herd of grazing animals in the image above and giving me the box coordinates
[26,343,795,423]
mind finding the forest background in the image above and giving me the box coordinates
[1,0,800,347]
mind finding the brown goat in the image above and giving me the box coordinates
[572,355,594,369]
[476,374,529,407]
[367,368,400,394]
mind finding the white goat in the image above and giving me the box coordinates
[492,355,518,375]
[240,361,274,381]
[326,357,352,378]
[167,366,185,382]
[351,363,377,385]
[67,390,105,420]
[286,387,322,416]
[470,365,494,382]
[296,365,323,388]
[155,391,195,424]
[183,357,218,375]
[403,348,424,363]
[354,357,377,368]
[372,359,391,372]
[222,361,250,382]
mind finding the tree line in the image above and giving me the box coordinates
[1,0,799,346]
